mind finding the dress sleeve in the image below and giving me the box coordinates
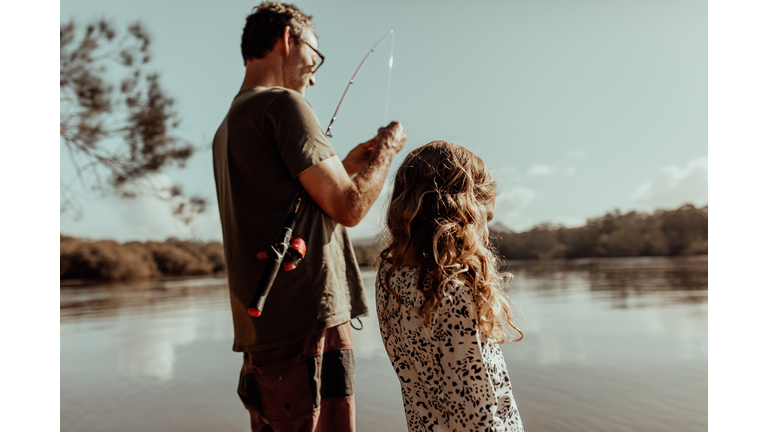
[266,89,337,178]
[434,283,507,432]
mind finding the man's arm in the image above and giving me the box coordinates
[297,121,407,227]
[341,139,375,177]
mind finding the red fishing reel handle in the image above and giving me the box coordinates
[283,237,307,271]
[290,237,306,256]
[247,191,306,318]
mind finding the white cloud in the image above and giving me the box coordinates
[497,186,535,211]
[527,164,557,177]
[632,156,708,210]
[494,186,536,231]
[110,174,221,241]
[61,173,223,242]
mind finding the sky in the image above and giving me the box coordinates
[4,2,762,429]
[59,0,708,242]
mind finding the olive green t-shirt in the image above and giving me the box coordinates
[212,86,368,352]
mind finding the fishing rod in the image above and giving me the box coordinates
[326,30,395,138]
[247,191,307,317]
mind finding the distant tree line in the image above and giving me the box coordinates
[352,204,708,266]
[60,204,707,281]
[60,235,224,281]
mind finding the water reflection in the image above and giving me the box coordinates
[61,256,707,432]
[61,277,229,321]
[115,310,198,381]
[61,278,231,382]
[504,255,708,308]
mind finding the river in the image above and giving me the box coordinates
[61,255,707,431]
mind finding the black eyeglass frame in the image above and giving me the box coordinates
[295,37,325,74]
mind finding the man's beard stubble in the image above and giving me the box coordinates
[284,52,311,95]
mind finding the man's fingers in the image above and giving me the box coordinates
[374,120,406,153]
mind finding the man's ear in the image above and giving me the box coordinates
[280,26,293,55]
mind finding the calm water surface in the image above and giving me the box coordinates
[61,256,707,432]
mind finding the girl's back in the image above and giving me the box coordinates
[376,262,523,432]
[375,141,525,432]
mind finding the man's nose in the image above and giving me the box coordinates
[309,74,316,86]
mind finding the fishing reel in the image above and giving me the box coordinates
[248,192,306,318]
[256,236,307,272]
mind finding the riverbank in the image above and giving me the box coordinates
[59,273,226,287]
[60,236,225,282]
[353,204,708,265]
[60,204,707,282]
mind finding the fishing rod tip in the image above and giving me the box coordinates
[390,30,395,33]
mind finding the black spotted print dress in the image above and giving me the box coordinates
[376,262,524,432]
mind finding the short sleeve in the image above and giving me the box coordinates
[267,90,337,178]
[435,283,508,431]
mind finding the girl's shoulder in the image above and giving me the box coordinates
[378,260,472,296]
[376,261,476,311]
[377,259,420,279]
[439,278,475,307]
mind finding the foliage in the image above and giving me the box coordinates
[60,235,225,281]
[60,205,708,279]
[60,19,206,224]
[351,204,708,265]
[494,204,707,260]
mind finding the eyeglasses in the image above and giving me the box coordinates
[298,38,325,74]
[293,35,325,74]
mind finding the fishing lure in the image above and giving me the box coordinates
[326,30,396,138]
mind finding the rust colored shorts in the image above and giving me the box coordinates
[237,322,356,432]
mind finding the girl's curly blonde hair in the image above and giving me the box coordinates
[378,141,522,343]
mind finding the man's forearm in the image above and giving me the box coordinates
[298,122,405,227]
[343,147,398,225]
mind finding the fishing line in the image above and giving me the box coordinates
[326,30,395,138]
[383,32,395,125]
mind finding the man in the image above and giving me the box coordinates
[211,2,407,431]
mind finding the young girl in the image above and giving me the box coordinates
[376,141,524,432]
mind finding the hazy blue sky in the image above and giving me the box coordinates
[60,0,707,241]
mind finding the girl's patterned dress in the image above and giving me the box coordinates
[376,262,524,432]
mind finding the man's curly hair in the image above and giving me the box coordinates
[241,2,316,66]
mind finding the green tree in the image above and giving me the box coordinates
[661,204,708,255]
[60,19,205,224]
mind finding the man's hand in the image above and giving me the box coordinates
[342,122,406,177]
[298,120,407,227]
[342,139,375,176]
[375,121,407,155]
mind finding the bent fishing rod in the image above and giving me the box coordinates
[249,31,395,318]
[326,30,395,138]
